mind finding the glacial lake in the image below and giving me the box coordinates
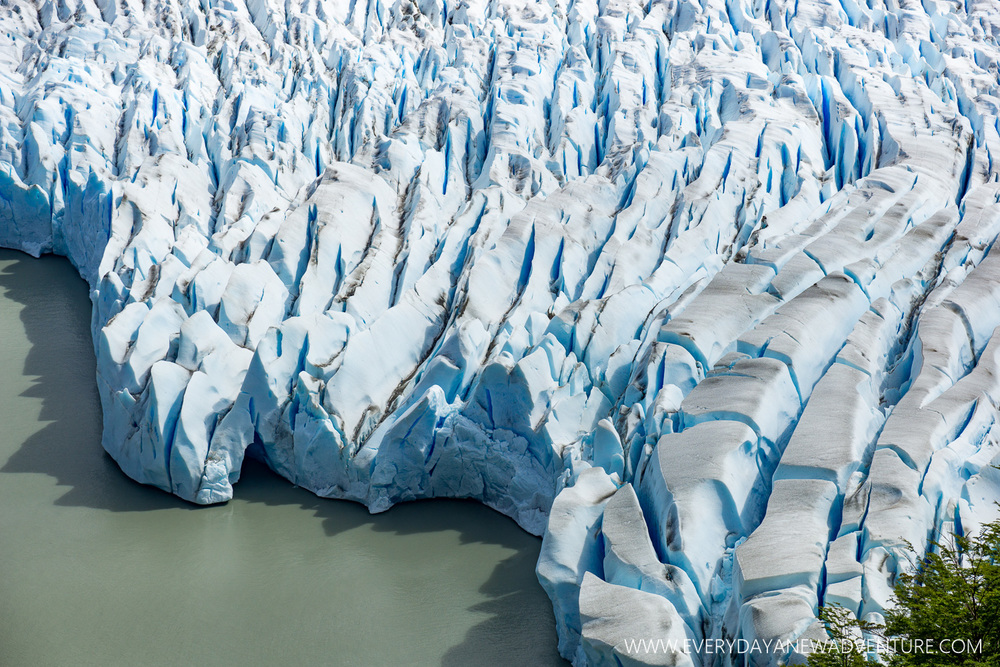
[0,249,564,666]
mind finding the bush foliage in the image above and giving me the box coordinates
[806,517,1000,667]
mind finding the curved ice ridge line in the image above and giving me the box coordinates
[2,0,1000,664]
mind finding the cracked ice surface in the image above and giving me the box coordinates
[3,0,1000,662]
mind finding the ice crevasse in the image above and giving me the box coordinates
[2,0,1000,663]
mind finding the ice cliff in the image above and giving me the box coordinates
[2,0,1000,663]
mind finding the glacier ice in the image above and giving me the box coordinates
[2,0,1000,662]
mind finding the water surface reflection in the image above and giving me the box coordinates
[0,249,564,666]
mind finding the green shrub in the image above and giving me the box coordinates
[807,517,1000,667]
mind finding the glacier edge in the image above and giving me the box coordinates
[3,0,1000,663]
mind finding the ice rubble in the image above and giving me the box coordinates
[2,0,1000,662]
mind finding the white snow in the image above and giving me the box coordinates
[2,0,1000,662]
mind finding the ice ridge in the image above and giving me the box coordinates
[2,0,1000,663]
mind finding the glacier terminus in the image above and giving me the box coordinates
[1,0,1000,663]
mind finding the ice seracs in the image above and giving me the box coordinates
[2,0,1000,663]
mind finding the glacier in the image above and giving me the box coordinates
[2,0,1000,663]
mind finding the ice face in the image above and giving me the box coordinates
[2,0,1000,663]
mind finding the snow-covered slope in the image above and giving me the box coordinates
[2,0,1000,663]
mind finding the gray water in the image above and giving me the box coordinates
[0,249,565,667]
